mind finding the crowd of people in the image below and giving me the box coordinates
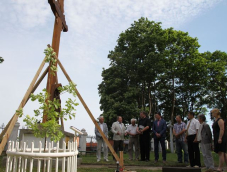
[94,109,227,172]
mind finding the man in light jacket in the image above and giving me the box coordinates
[95,116,109,162]
[111,116,126,160]
[198,114,214,171]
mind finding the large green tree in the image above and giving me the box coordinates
[99,18,167,133]
[205,51,227,120]
[158,28,209,123]
[99,17,224,138]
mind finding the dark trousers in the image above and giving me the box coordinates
[113,140,123,160]
[187,134,201,167]
[139,134,150,161]
[154,137,166,161]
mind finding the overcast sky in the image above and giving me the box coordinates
[0,0,227,137]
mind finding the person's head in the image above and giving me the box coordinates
[198,114,206,124]
[99,116,104,123]
[155,112,161,120]
[187,111,195,120]
[175,115,182,123]
[211,108,221,118]
[131,118,137,125]
[140,111,147,119]
[117,116,122,123]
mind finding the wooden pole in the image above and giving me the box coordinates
[0,58,46,155]
[57,59,122,165]
[25,66,49,105]
[44,0,65,123]
[120,151,124,170]
[0,117,13,141]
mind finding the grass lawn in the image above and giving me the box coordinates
[77,169,161,172]
[0,152,221,172]
[80,151,220,167]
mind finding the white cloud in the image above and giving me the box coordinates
[0,0,51,28]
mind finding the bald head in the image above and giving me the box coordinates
[176,115,182,123]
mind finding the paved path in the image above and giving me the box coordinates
[79,165,227,171]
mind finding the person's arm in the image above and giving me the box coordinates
[160,120,167,136]
[142,126,149,132]
[193,121,200,142]
[142,119,150,132]
[152,122,156,134]
[136,126,140,133]
[205,124,212,142]
[173,128,176,135]
[173,124,177,136]
[95,127,101,137]
[218,119,225,143]
[177,123,186,136]
[123,124,127,134]
[105,123,108,137]
[184,122,189,142]
[111,123,118,134]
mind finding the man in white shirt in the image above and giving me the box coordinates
[185,111,201,168]
[95,116,109,162]
[125,118,139,160]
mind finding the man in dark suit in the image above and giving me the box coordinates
[153,112,167,163]
[137,111,151,161]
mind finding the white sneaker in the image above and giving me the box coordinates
[105,159,109,162]
[186,165,191,168]
[194,165,200,168]
[97,159,100,162]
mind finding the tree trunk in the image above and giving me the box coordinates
[170,76,175,153]
[148,83,153,117]
[171,76,175,125]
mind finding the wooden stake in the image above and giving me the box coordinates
[0,58,46,155]
[120,151,124,170]
[57,59,122,165]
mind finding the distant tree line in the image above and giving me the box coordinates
[98,18,227,137]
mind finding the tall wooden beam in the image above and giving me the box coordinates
[0,58,46,155]
[57,59,122,166]
[44,0,66,123]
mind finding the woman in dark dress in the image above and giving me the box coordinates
[211,108,227,171]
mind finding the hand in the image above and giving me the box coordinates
[218,138,222,144]
[175,134,179,139]
[117,132,120,135]
[124,133,128,136]
[193,138,197,143]
[184,138,187,143]
[156,133,160,138]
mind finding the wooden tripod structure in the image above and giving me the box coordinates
[0,0,124,168]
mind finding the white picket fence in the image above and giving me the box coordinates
[6,140,78,172]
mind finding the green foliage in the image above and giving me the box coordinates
[16,46,78,142]
[204,51,227,119]
[0,57,4,63]
[44,46,58,75]
[18,82,78,142]
[99,17,227,136]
